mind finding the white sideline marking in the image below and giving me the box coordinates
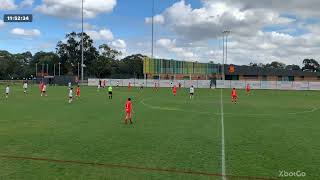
[220,89,226,180]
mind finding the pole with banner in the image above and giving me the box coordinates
[54,64,56,77]
[58,62,61,76]
[42,64,44,77]
[46,64,49,76]
[35,63,38,77]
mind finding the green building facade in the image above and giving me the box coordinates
[143,57,218,75]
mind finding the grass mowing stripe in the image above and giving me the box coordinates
[1,86,318,179]
[0,155,279,180]
[220,88,227,180]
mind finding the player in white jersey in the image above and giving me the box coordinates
[23,82,28,94]
[68,87,73,103]
[68,82,72,89]
[189,85,195,99]
[41,84,47,97]
[5,85,10,98]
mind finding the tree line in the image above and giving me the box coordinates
[0,32,145,80]
[0,31,319,80]
[248,59,319,72]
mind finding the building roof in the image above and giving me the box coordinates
[224,65,320,77]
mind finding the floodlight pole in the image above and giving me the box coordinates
[222,35,225,81]
[81,0,84,83]
[54,64,56,77]
[222,30,230,80]
[222,30,230,65]
[42,64,44,77]
[151,0,160,81]
[46,64,49,76]
[58,62,61,76]
[35,63,38,77]
[151,0,154,59]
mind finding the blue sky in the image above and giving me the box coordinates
[0,0,200,53]
[1,0,320,65]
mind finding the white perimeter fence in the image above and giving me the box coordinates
[216,80,320,90]
[88,79,211,88]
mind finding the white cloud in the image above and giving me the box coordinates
[0,0,17,10]
[221,29,320,65]
[20,0,34,8]
[145,14,165,24]
[222,0,320,18]
[71,24,127,53]
[174,32,310,64]
[156,38,194,59]
[111,39,127,49]
[156,38,174,47]
[10,28,41,38]
[141,0,320,65]
[155,0,295,41]
[110,39,127,56]
[35,0,117,19]
[86,29,114,41]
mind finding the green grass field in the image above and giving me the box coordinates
[0,85,319,180]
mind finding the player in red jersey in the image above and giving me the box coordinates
[76,85,81,98]
[231,88,237,104]
[41,83,47,97]
[246,83,251,95]
[125,98,133,124]
[172,85,177,96]
[39,82,44,93]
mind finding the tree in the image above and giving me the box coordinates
[14,51,32,65]
[286,64,300,71]
[99,44,122,59]
[249,62,258,67]
[0,50,33,79]
[0,50,13,79]
[91,56,112,78]
[56,32,98,75]
[31,51,60,76]
[265,61,286,69]
[120,54,146,78]
[87,44,123,78]
[302,59,319,72]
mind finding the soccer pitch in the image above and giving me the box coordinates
[0,85,319,180]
